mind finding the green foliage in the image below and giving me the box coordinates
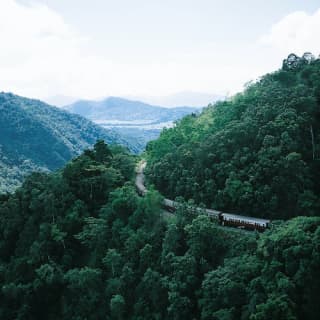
[199,217,320,320]
[146,54,320,219]
[110,294,126,320]
[0,141,319,319]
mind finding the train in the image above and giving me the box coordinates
[135,162,270,232]
[162,198,270,232]
[217,212,270,232]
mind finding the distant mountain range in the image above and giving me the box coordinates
[45,91,223,108]
[0,92,139,192]
[63,97,204,149]
[63,97,200,122]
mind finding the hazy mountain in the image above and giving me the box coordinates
[64,96,200,122]
[0,92,138,192]
[63,97,201,150]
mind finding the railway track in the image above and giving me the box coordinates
[135,160,271,232]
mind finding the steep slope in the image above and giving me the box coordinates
[64,96,200,122]
[0,92,137,192]
[146,53,320,220]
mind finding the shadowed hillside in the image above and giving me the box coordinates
[0,92,138,192]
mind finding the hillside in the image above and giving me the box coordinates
[146,53,320,220]
[0,92,138,193]
[0,141,319,319]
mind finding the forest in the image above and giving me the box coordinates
[146,53,320,220]
[0,140,319,319]
[0,54,320,319]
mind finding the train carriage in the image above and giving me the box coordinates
[219,213,270,231]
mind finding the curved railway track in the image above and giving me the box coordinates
[135,160,271,232]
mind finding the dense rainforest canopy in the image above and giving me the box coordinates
[146,53,320,220]
[0,141,319,319]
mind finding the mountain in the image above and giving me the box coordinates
[0,92,138,193]
[146,53,320,220]
[63,97,202,151]
[64,96,200,122]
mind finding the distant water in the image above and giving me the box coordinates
[96,120,175,130]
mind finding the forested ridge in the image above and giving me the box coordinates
[0,141,319,319]
[146,53,320,220]
[0,92,138,193]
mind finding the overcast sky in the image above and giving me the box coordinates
[0,0,319,105]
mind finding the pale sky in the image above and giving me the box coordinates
[0,0,319,105]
